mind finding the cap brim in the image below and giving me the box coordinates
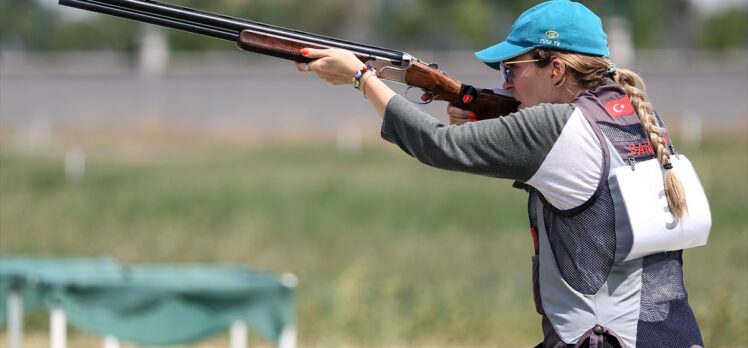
[474,41,534,70]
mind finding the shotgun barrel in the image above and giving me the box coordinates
[58,0,409,66]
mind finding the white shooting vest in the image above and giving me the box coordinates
[527,84,710,348]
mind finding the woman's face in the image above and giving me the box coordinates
[501,52,555,109]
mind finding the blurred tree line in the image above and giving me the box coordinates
[1,0,746,52]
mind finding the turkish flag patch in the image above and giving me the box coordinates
[604,95,635,118]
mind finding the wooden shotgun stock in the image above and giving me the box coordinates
[403,60,520,120]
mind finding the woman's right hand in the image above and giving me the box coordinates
[446,103,477,125]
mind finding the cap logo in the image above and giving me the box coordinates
[545,30,560,39]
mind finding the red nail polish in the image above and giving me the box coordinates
[468,113,477,121]
[300,48,309,56]
[462,94,474,104]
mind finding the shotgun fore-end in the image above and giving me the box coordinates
[238,29,318,62]
[238,29,372,63]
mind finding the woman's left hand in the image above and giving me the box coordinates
[295,48,366,85]
[446,103,477,125]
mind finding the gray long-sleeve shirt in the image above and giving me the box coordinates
[380,95,604,211]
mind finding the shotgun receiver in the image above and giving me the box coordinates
[59,0,519,119]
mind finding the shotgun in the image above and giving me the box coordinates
[58,0,519,119]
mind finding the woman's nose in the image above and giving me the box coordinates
[503,80,513,90]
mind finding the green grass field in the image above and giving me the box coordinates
[1,126,746,347]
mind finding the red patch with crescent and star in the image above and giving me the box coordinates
[604,95,635,118]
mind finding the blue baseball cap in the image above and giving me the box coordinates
[475,0,609,70]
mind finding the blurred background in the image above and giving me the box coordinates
[1,0,746,347]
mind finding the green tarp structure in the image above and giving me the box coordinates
[0,257,295,345]
[0,257,122,325]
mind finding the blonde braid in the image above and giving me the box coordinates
[611,69,687,218]
[533,49,688,218]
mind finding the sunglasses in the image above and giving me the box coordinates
[501,58,543,82]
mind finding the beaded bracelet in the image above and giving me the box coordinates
[352,64,374,90]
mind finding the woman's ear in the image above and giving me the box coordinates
[550,58,565,78]
[550,58,567,87]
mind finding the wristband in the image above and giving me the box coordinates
[361,72,376,99]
